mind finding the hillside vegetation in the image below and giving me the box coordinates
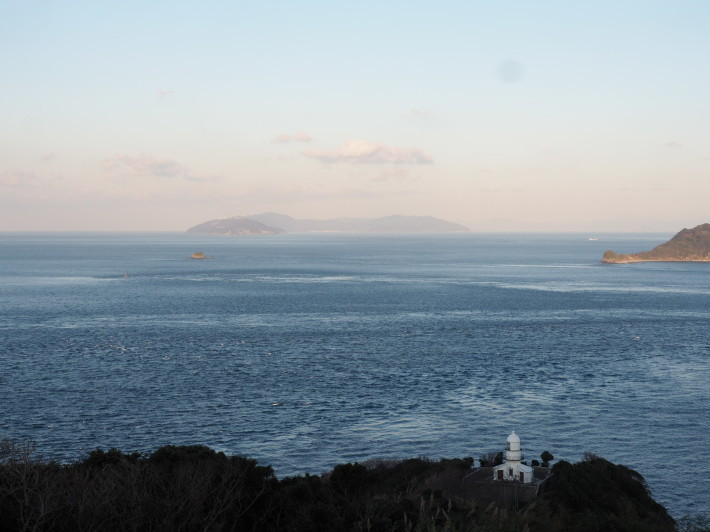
[0,440,684,531]
[603,224,710,263]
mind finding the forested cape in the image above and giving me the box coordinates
[603,223,710,263]
[0,440,696,531]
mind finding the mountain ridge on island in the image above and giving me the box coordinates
[602,223,710,263]
[186,217,285,236]
[187,213,470,235]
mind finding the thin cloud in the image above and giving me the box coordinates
[244,185,379,202]
[302,139,433,165]
[273,131,313,143]
[103,153,186,177]
[157,89,174,99]
[405,108,430,119]
[39,152,58,162]
[102,153,218,182]
[186,172,221,183]
[265,154,299,162]
[665,141,683,148]
[0,170,37,186]
[373,168,412,182]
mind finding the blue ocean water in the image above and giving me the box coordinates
[0,232,708,517]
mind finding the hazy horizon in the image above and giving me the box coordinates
[2,2,708,233]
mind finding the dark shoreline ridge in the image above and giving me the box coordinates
[0,440,686,531]
[603,223,710,263]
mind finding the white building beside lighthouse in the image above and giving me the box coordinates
[493,430,533,483]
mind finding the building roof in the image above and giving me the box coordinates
[506,430,520,443]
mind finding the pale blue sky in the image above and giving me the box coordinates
[1,1,708,231]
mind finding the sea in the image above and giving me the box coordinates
[0,232,708,518]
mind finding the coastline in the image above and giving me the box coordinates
[603,258,710,264]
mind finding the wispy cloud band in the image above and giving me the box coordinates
[302,139,433,165]
[0,170,37,186]
[103,153,186,177]
[102,153,216,181]
[273,131,313,143]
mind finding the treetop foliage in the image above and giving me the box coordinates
[0,439,691,531]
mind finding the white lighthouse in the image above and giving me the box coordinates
[493,430,533,483]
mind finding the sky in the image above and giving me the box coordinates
[1,0,709,232]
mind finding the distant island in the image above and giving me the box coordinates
[602,223,710,263]
[187,213,470,235]
[186,217,285,236]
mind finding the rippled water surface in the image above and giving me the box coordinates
[1,232,708,517]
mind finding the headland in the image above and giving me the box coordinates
[602,223,710,263]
